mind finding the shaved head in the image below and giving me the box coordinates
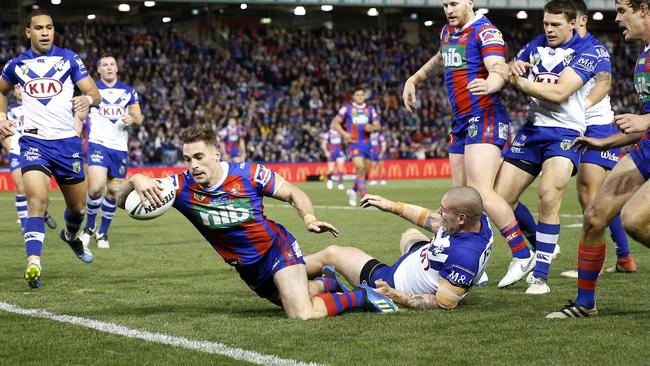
[443,186,484,225]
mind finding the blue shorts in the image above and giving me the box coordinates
[9,153,21,172]
[504,124,581,176]
[88,142,128,179]
[629,136,650,181]
[236,228,305,299]
[370,147,382,162]
[361,241,428,289]
[227,148,240,158]
[329,150,345,161]
[350,142,372,160]
[19,135,85,184]
[448,107,510,154]
[580,124,621,170]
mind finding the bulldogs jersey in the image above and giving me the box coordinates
[88,80,139,151]
[1,45,89,140]
[170,162,298,267]
[583,33,614,127]
[392,214,493,294]
[322,129,344,155]
[7,103,23,155]
[337,103,380,144]
[515,32,599,134]
[440,13,507,119]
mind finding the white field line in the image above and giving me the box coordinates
[0,302,324,366]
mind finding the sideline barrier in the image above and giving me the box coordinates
[0,159,451,191]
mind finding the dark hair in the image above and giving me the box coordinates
[570,0,588,16]
[352,85,365,94]
[544,0,578,22]
[624,0,650,12]
[180,125,217,146]
[26,9,53,28]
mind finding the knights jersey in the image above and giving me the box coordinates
[582,33,614,126]
[88,80,139,151]
[370,131,385,153]
[515,32,599,134]
[321,129,343,154]
[170,162,292,267]
[392,214,493,294]
[439,13,507,119]
[634,44,650,114]
[1,45,90,140]
[7,103,23,155]
[219,126,245,155]
[337,103,380,144]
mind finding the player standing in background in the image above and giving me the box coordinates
[331,86,380,206]
[3,85,57,233]
[0,10,100,289]
[320,127,346,190]
[490,0,600,294]
[76,55,143,249]
[403,0,519,284]
[219,117,246,163]
[115,125,397,318]
[547,0,650,318]
[368,131,387,186]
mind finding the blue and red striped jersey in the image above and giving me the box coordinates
[337,103,380,143]
[322,129,344,155]
[170,162,296,267]
[439,14,507,119]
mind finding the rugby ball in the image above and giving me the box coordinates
[124,177,176,220]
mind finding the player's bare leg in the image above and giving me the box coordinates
[347,156,367,205]
[491,161,537,287]
[620,179,650,246]
[335,158,345,189]
[326,161,335,189]
[400,228,429,255]
[449,153,466,187]
[82,165,108,245]
[525,157,573,294]
[304,245,374,287]
[378,159,386,185]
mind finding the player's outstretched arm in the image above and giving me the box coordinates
[360,194,441,233]
[0,79,15,140]
[615,113,650,134]
[511,67,584,104]
[585,72,612,109]
[272,179,339,237]
[573,131,645,152]
[374,279,465,310]
[403,51,443,112]
[115,174,165,209]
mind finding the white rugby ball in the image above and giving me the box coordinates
[124,177,176,220]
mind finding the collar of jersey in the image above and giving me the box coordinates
[203,162,230,192]
[352,103,366,108]
[27,45,58,58]
[458,12,484,32]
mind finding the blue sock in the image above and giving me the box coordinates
[533,222,560,280]
[98,197,117,236]
[64,208,85,236]
[15,194,28,231]
[514,202,537,250]
[608,215,630,259]
[24,217,45,257]
[85,194,102,231]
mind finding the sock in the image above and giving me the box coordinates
[338,173,344,184]
[98,197,117,236]
[85,194,103,231]
[314,276,339,293]
[64,208,85,237]
[24,217,45,257]
[576,243,606,309]
[499,221,531,259]
[514,202,537,250]
[532,222,560,280]
[15,194,28,231]
[608,215,630,259]
[316,290,365,316]
[355,175,366,197]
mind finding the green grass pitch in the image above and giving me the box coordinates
[0,179,648,365]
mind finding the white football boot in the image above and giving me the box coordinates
[346,189,357,207]
[497,253,536,288]
[525,275,550,294]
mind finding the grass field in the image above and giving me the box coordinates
[0,179,649,365]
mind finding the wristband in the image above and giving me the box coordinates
[417,209,431,226]
[303,214,317,226]
[392,202,405,216]
[84,95,93,105]
[0,113,6,120]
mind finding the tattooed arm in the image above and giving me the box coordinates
[374,279,466,310]
[403,51,444,112]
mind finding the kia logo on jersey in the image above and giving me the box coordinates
[99,104,127,119]
[24,78,63,99]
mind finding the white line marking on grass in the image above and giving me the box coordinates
[0,302,324,366]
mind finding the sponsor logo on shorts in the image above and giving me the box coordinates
[291,241,303,258]
[468,124,478,138]
[560,139,573,150]
[498,123,508,140]
[72,161,81,173]
[600,150,620,162]
[483,126,493,139]
[119,165,126,175]
[23,147,41,161]
[90,151,104,163]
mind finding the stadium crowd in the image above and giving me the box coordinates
[0,21,644,165]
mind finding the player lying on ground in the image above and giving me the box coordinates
[304,187,493,310]
[115,125,398,319]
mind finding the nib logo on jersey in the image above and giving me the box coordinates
[24,78,63,99]
[194,198,254,229]
[442,45,466,69]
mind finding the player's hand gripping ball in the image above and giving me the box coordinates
[125,178,176,220]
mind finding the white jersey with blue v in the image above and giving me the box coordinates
[516,32,599,134]
[88,80,139,151]
[1,45,89,140]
